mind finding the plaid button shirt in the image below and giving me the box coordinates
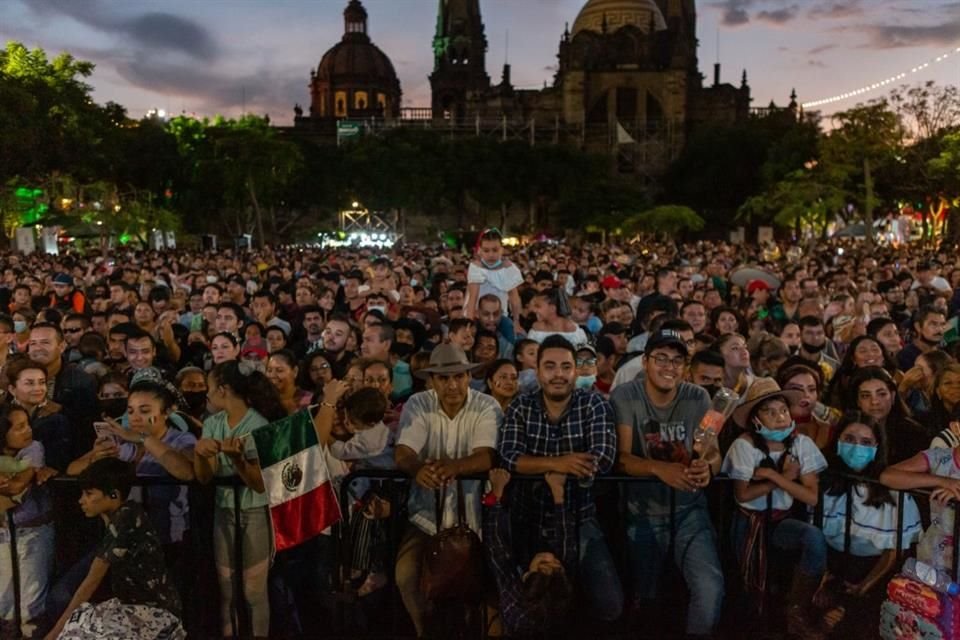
[498,389,616,523]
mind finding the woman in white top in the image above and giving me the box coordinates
[817,412,921,638]
[526,287,587,346]
[721,378,828,637]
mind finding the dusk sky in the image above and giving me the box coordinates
[2,0,957,124]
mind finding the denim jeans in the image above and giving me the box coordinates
[0,523,55,636]
[626,506,724,636]
[731,513,827,579]
[573,518,624,622]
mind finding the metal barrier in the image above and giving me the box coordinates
[3,470,959,639]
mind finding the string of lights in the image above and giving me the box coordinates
[802,45,960,109]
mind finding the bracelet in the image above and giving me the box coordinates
[320,401,337,410]
[138,433,148,445]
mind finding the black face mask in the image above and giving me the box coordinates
[788,345,800,355]
[801,341,824,354]
[99,398,128,419]
[182,391,208,413]
[701,384,720,399]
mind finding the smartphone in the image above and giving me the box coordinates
[93,421,119,446]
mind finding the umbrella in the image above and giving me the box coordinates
[729,266,781,290]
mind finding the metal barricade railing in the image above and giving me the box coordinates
[4,469,959,639]
[3,475,250,640]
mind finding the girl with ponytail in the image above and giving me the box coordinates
[193,360,284,638]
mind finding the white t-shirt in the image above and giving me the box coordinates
[526,326,588,346]
[467,261,523,315]
[722,433,827,511]
[820,485,921,556]
[398,389,501,535]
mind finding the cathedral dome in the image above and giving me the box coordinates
[315,40,399,86]
[316,0,398,87]
[571,0,667,36]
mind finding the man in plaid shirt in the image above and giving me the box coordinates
[497,334,623,623]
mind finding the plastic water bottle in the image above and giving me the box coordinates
[693,387,739,459]
[903,558,960,596]
[812,402,842,427]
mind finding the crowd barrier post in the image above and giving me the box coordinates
[7,511,23,639]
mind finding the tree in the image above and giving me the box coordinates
[821,100,903,250]
[738,167,846,238]
[622,205,704,240]
[930,131,960,244]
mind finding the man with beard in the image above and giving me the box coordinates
[291,305,325,358]
[320,314,356,379]
[498,334,623,625]
[771,277,802,323]
[611,330,724,639]
[897,305,946,371]
[797,315,840,385]
[877,280,911,326]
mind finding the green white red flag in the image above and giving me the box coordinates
[252,409,341,551]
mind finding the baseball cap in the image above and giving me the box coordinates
[644,329,689,357]
[601,275,623,289]
[52,273,73,285]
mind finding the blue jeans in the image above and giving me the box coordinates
[626,506,724,636]
[574,518,624,622]
[0,523,55,636]
[731,513,827,579]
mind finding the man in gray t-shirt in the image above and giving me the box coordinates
[611,330,724,638]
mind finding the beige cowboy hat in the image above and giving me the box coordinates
[731,377,803,428]
[415,344,482,378]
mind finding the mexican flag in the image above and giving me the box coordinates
[252,409,341,551]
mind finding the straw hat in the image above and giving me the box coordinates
[731,377,803,428]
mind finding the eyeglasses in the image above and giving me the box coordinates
[649,354,686,369]
[576,358,597,367]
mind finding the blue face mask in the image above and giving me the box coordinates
[480,258,502,270]
[756,422,795,442]
[575,375,596,389]
[837,442,877,471]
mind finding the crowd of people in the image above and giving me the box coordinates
[2,229,960,639]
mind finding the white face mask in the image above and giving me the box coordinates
[368,305,387,316]
[206,275,218,284]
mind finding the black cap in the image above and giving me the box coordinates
[644,329,689,357]
[599,322,628,336]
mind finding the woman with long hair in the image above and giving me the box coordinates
[0,404,53,638]
[925,362,960,447]
[817,413,921,638]
[266,350,313,415]
[825,335,899,407]
[710,306,748,338]
[847,367,928,465]
[485,359,519,413]
[900,349,953,415]
[193,361,285,639]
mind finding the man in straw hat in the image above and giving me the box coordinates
[393,344,501,636]
[611,329,724,638]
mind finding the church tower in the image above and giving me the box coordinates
[429,0,490,121]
